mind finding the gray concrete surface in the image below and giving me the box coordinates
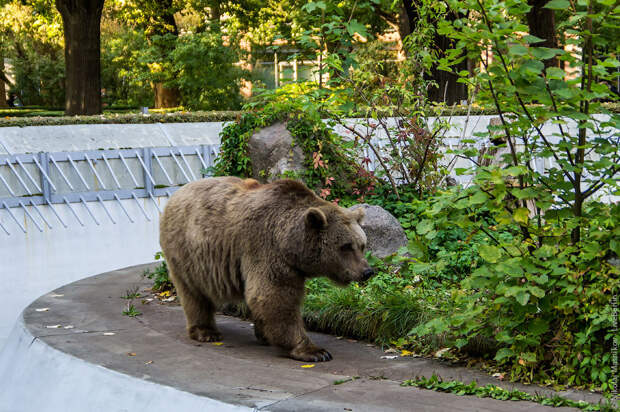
[0,122,226,154]
[0,265,607,411]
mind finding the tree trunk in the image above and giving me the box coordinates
[55,0,105,115]
[527,0,558,68]
[0,54,7,108]
[401,0,468,105]
[427,36,468,104]
[154,83,181,108]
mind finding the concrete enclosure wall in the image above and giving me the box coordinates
[0,122,226,349]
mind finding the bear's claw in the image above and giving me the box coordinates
[188,325,222,342]
[291,347,333,362]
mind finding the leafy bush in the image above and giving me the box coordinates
[0,1,65,107]
[169,31,247,110]
[404,0,619,392]
[213,82,376,202]
[0,110,241,127]
[101,25,154,108]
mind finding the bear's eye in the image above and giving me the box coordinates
[340,243,354,252]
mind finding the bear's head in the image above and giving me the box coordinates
[299,205,375,285]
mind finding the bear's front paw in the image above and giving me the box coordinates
[188,325,222,342]
[290,346,333,362]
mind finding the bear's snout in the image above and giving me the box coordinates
[362,268,376,281]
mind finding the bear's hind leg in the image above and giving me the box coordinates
[174,277,222,342]
[253,319,269,346]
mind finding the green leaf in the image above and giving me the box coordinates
[610,239,620,255]
[513,208,529,224]
[544,0,570,9]
[528,286,546,298]
[528,319,549,336]
[469,191,488,205]
[522,35,545,44]
[520,60,544,75]
[503,166,527,176]
[545,67,566,79]
[478,245,502,263]
[531,47,562,60]
[534,245,555,258]
[508,44,529,56]
[534,274,549,285]
[416,219,433,235]
[494,347,514,361]
[515,291,530,305]
[346,19,367,37]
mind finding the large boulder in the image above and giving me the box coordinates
[348,204,408,258]
[248,122,305,183]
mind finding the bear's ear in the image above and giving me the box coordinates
[305,207,327,230]
[351,207,365,223]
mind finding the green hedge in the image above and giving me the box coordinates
[0,110,243,127]
[1,102,617,127]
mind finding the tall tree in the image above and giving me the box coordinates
[113,0,181,108]
[0,62,7,108]
[55,0,105,115]
[526,0,558,68]
[400,0,468,105]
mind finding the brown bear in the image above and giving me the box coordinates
[159,177,374,362]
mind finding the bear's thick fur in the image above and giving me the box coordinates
[159,177,373,362]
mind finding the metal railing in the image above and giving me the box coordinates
[0,141,219,235]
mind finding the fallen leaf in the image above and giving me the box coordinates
[434,348,451,358]
[127,352,136,356]
[63,325,74,329]
[50,294,64,298]
[35,308,50,312]
[380,355,398,360]
[159,291,171,298]
[301,364,315,368]
[384,348,398,354]
[400,350,414,357]
[211,342,224,346]
[45,324,61,329]
[144,360,153,365]
[103,332,115,336]
[162,296,176,302]
[518,358,526,366]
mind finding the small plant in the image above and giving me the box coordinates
[121,286,141,300]
[122,303,142,318]
[402,374,615,411]
[143,252,173,292]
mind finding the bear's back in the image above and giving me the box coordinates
[159,177,323,302]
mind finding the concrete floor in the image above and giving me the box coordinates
[0,264,606,411]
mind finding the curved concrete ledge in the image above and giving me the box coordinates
[0,265,604,412]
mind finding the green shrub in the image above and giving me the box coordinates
[213,82,376,202]
[0,110,242,127]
